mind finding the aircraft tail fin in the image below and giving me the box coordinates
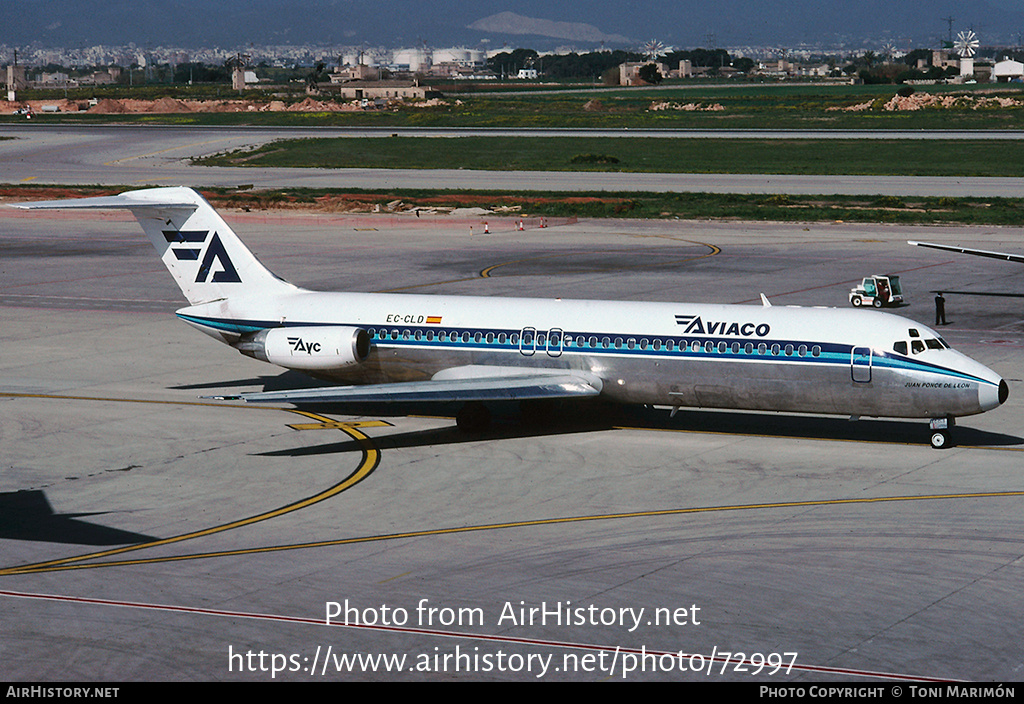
[11,186,298,305]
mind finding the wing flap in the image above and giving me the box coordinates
[223,368,603,405]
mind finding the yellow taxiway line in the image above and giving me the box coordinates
[0,398,384,576]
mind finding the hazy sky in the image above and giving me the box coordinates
[3,0,1023,49]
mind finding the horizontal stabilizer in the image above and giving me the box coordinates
[10,191,199,212]
[216,368,603,405]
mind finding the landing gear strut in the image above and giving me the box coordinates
[929,416,954,449]
[456,401,491,433]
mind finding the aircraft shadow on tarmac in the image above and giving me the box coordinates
[180,373,1022,453]
[252,399,1023,456]
[173,370,321,392]
[0,490,157,545]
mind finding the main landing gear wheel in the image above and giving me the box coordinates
[930,429,952,449]
[456,401,491,433]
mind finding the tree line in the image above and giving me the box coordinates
[486,47,758,80]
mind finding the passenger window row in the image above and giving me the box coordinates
[365,328,822,358]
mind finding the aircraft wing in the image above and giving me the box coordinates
[908,240,1024,264]
[220,366,603,405]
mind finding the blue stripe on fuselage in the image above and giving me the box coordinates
[175,313,996,388]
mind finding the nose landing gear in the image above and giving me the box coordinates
[929,416,954,449]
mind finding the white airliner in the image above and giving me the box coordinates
[12,187,1007,448]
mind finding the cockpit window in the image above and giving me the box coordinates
[908,328,920,338]
[911,340,925,354]
[925,339,943,350]
[893,341,908,355]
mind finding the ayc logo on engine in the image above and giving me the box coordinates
[288,337,322,354]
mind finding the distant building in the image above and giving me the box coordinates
[516,68,538,79]
[393,48,430,73]
[330,64,380,82]
[38,71,71,85]
[993,59,1024,82]
[795,63,831,77]
[229,68,259,91]
[6,63,25,101]
[6,64,26,89]
[432,48,485,67]
[618,61,668,85]
[932,50,959,71]
[428,62,490,79]
[755,60,792,78]
[78,68,119,85]
[323,80,441,101]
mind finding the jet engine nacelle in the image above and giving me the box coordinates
[237,326,370,371]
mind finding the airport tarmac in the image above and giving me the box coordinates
[3,123,1024,196]
[2,206,1023,682]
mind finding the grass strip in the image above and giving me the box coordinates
[195,137,1024,177]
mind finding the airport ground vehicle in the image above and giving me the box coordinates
[850,275,903,308]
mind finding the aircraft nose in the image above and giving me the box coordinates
[980,378,1009,412]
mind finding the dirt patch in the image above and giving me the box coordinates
[830,92,1024,112]
[0,185,120,201]
[1,186,633,213]
[89,98,128,113]
[147,97,193,113]
[0,97,380,115]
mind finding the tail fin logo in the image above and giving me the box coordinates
[163,229,241,284]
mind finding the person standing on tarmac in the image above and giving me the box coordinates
[935,292,947,326]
